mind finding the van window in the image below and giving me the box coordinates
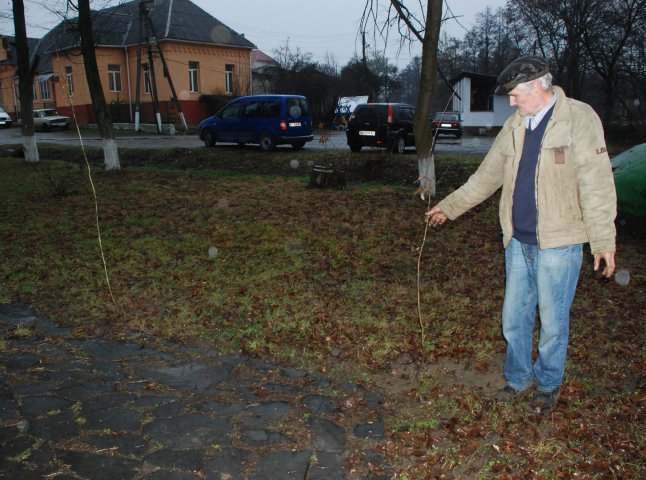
[396,107,414,122]
[220,103,240,118]
[355,105,386,121]
[243,101,262,117]
[260,100,281,117]
[287,98,309,117]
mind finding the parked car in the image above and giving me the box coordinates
[346,103,415,153]
[0,107,12,128]
[430,111,462,138]
[198,95,314,151]
[33,108,71,131]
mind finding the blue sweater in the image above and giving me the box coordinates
[512,107,554,244]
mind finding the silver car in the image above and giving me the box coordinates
[33,108,71,131]
[0,107,12,128]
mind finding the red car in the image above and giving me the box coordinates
[431,111,462,138]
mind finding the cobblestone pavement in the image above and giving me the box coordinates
[0,304,390,479]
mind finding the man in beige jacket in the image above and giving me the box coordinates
[426,56,616,415]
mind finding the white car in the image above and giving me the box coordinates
[0,107,12,128]
[33,108,71,131]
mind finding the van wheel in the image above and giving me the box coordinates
[349,142,362,152]
[259,132,276,151]
[392,135,405,153]
[42,123,50,132]
[202,130,215,147]
[291,141,305,150]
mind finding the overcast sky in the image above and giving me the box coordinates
[0,0,508,69]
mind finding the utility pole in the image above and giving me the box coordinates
[134,1,144,132]
[146,22,189,132]
[134,0,189,133]
[146,39,162,133]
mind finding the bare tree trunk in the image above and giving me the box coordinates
[413,0,442,199]
[12,0,39,163]
[76,0,120,171]
[367,0,443,197]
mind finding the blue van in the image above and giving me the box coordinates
[198,95,314,151]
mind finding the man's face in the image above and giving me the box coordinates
[508,81,544,117]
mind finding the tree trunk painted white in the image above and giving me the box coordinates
[22,135,39,163]
[360,0,441,199]
[418,152,436,200]
[14,0,38,163]
[78,0,120,172]
[102,138,120,171]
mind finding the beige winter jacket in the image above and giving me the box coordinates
[438,86,616,254]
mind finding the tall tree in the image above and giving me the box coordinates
[472,7,519,75]
[395,55,422,104]
[510,0,600,99]
[264,42,340,121]
[619,12,646,126]
[73,0,120,171]
[361,0,443,198]
[338,58,382,101]
[12,0,39,162]
[583,0,646,123]
[366,51,401,102]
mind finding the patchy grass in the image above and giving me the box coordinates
[0,147,643,478]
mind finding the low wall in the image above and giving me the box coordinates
[89,123,177,135]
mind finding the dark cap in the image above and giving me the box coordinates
[495,56,550,95]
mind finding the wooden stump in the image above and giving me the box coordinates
[308,165,347,189]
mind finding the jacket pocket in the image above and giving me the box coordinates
[538,147,582,231]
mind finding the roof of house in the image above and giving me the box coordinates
[450,71,497,85]
[0,35,41,67]
[36,0,256,56]
[251,50,276,65]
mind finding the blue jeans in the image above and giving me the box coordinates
[502,238,582,393]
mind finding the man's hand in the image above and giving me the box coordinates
[594,251,616,278]
[425,205,449,227]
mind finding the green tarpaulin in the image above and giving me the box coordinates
[611,143,646,217]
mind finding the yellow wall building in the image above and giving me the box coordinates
[0,0,255,126]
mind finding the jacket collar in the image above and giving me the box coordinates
[509,86,572,148]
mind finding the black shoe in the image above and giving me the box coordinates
[528,388,561,415]
[494,385,528,403]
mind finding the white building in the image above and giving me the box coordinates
[450,72,516,133]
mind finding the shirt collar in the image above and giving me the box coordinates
[525,90,557,130]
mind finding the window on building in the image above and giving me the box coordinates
[143,64,151,94]
[32,81,37,100]
[65,66,74,96]
[108,64,122,92]
[188,61,199,92]
[469,78,495,112]
[225,64,234,94]
[39,78,51,100]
